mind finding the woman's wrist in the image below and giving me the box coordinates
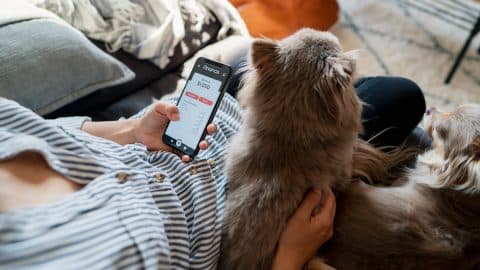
[128,118,141,144]
[81,118,139,145]
[123,118,140,144]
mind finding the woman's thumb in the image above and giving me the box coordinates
[298,190,322,216]
[154,102,179,120]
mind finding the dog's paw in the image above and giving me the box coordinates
[306,257,336,270]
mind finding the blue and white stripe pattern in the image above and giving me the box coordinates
[0,94,242,270]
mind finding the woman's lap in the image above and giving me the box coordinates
[355,76,426,147]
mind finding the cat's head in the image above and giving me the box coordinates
[239,28,362,137]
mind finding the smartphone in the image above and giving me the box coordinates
[162,57,232,158]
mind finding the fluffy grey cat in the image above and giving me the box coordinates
[219,28,362,270]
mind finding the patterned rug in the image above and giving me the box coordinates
[332,0,480,110]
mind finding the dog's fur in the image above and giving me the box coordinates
[318,105,480,270]
[218,29,363,270]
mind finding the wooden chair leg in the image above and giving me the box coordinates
[445,15,480,84]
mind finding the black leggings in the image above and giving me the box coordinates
[355,77,426,146]
[227,63,426,147]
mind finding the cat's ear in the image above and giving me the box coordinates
[251,39,278,71]
[324,50,358,89]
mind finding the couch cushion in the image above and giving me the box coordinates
[0,19,134,115]
[47,8,221,119]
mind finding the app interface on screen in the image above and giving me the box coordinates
[166,72,222,151]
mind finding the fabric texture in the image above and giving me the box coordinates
[0,93,242,269]
[46,12,222,120]
[47,116,92,130]
[0,0,59,25]
[0,17,134,115]
[28,0,249,69]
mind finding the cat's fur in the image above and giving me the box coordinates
[219,28,363,270]
[317,105,480,270]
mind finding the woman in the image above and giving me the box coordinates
[0,47,425,269]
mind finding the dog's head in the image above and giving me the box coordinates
[239,28,362,137]
[422,104,480,193]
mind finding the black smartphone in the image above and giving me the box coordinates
[162,57,232,158]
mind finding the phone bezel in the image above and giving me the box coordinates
[162,57,232,158]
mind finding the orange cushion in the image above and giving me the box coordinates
[232,0,339,39]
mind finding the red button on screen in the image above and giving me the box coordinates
[199,97,213,106]
[185,91,199,100]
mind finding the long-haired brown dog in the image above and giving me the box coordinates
[318,104,480,269]
[219,28,364,269]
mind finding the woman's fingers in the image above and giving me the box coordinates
[169,148,191,163]
[199,140,209,150]
[197,124,215,150]
[181,155,191,163]
[329,194,336,220]
[153,102,179,121]
[206,123,217,135]
[313,190,336,225]
[166,122,217,162]
[297,191,323,219]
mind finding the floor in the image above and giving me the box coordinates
[333,0,480,110]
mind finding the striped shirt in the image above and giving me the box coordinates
[0,94,242,270]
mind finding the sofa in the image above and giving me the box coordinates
[46,36,250,121]
[0,1,250,122]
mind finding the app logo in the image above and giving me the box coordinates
[203,65,220,74]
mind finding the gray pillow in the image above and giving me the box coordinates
[0,19,134,115]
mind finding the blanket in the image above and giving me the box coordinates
[0,0,61,26]
[26,0,249,68]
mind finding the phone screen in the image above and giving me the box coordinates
[163,58,230,156]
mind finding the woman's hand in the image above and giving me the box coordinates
[272,189,336,270]
[133,101,217,162]
[82,101,217,162]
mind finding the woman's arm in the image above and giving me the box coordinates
[272,190,336,270]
